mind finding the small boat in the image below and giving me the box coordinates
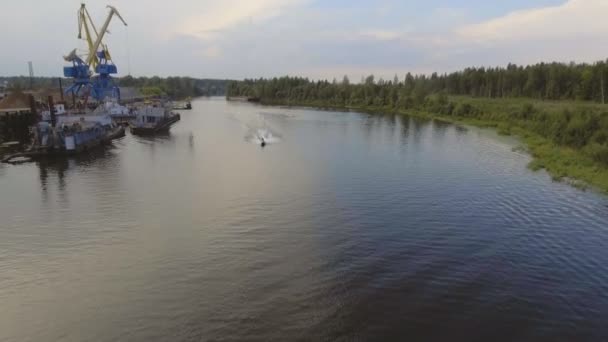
[130,103,181,135]
[172,100,192,110]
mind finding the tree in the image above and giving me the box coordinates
[225,59,608,105]
[365,75,375,85]
[342,75,350,86]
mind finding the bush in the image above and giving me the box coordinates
[399,96,414,110]
[140,86,165,97]
[453,103,474,117]
[584,143,608,165]
[591,131,608,145]
[497,123,512,136]
[435,92,448,106]
[520,103,536,120]
[442,102,455,116]
[557,112,599,148]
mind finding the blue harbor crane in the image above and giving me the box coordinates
[63,4,127,103]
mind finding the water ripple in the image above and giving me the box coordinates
[1,99,608,341]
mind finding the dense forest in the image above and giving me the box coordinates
[0,76,230,99]
[227,60,608,186]
[117,76,229,98]
[227,61,608,104]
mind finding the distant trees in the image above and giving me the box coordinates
[118,76,229,99]
[226,60,608,105]
[0,77,61,91]
[0,76,230,100]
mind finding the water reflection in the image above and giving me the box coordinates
[430,119,450,142]
[188,132,195,150]
[409,116,427,145]
[35,147,120,206]
[454,124,468,135]
[398,115,410,145]
[132,131,174,144]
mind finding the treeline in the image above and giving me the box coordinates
[0,76,230,100]
[118,76,229,99]
[227,60,608,104]
[0,77,61,91]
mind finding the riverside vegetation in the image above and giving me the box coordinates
[226,61,608,192]
[0,76,230,99]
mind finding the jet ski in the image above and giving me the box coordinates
[260,137,266,147]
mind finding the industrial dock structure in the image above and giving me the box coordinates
[1,3,181,163]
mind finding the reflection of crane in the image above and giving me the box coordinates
[64,3,127,102]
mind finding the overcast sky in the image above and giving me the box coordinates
[2,0,608,80]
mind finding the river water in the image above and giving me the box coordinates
[1,98,608,341]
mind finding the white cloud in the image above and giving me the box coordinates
[458,0,608,42]
[176,0,309,39]
[201,46,223,59]
[358,30,402,41]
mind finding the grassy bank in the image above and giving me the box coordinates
[257,96,608,193]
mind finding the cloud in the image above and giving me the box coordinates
[429,0,608,69]
[357,30,402,42]
[3,0,608,80]
[166,0,608,80]
[201,46,222,59]
[458,0,608,42]
[176,0,309,39]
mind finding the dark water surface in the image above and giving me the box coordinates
[2,98,608,341]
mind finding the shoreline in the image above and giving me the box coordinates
[249,98,608,194]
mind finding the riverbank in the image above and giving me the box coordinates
[254,96,608,193]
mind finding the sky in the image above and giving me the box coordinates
[2,0,608,80]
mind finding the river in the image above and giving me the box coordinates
[1,97,608,341]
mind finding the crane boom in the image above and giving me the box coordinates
[78,4,99,68]
[84,5,100,37]
[86,6,127,67]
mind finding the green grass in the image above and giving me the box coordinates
[521,134,607,191]
[449,95,608,114]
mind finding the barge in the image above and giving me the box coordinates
[130,103,181,135]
